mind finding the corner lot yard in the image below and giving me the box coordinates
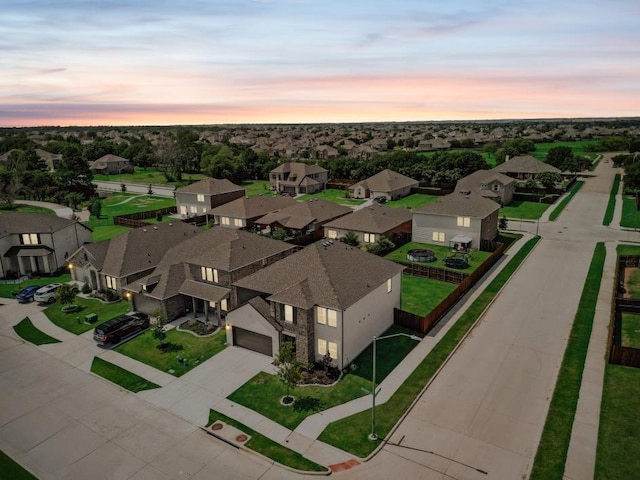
[499,200,550,220]
[114,327,227,377]
[386,241,493,272]
[620,196,640,228]
[402,275,457,317]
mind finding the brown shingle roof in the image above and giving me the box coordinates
[349,169,419,194]
[413,191,500,218]
[234,241,404,310]
[270,162,327,176]
[0,213,84,237]
[324,203,412,234]
[255,199,351,230]
[492,155,561,175]
[210,195,297,219]
[177,177,244,195]
[455,169,516,191]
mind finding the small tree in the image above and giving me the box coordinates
[89,199,102,219]
[365,236,395,256]
[276,341,303,404]
[499,215,508,231]
[56,283,77,307]
[340,231,360,247]
[272,227,288,241]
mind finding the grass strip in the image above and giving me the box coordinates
[44,297,130,335]
[549,181,584,221]
[0,450,37,480]
[602,174,620,226]
[13,317,60,345]
[90,357,160,393]
[319,235,541,457]
[529,242,605,479]
[595,364,640,479]
[207,409,328,473]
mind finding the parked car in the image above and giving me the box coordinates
[443,257,469,269]
[93,312,150,346]
[373,196,387,204]
[15,285,41,303]
[33,283,62,304]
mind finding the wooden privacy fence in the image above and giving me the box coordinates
[113,206,179,228]
[394,242,505,335]
[608,256,640,368]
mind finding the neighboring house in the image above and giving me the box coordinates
[255,199,352,238]
[89,154,134,175]
[123,228,297,324]
[324,203,412,246]
[492,155,561,180]
[175,177,245,217]
[412,191,500,251]
[0,213,92,278]
[269,162,328,194]
[228,241,404,367]
[210,195,297,230]
[348,169,419,200]
[68,222,201,292]
[454,169,517,205]
[418,137,451,151]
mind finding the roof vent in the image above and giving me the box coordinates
[169,223,173,226]
[142,229,147,232]
[153,226,158,230]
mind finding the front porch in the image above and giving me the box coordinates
[4,245,56,275]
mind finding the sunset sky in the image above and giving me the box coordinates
[2,0,639,127]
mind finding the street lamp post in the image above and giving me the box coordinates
[368,332,421,441]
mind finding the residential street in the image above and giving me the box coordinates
[0,158,629,479]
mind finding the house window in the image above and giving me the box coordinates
[179,206,187,215]
[363,233,375,243]
[221,216,230,225]
[327,229,337,239]
[457,216,471,227]
[317,307,337,327]
[21,233,39,245]
[432,232,445,242]
[220,298,228,311]
[190,205,198,214]
[318,338,327,355]
[200,267,218,283]
[492,183,500,192]
[234,218,243,227]
[480,183,488,190]
[197,194,205,202]
[387,278,392,293]
[284,304,294,323]
[328,341,338,359]
[105,275,116,290]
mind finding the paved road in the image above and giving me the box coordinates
[0,159,627,479]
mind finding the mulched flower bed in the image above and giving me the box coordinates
[178,319,218,336]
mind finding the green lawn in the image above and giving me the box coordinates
[227,326,420,431]
[90,357,160,393]
[499,200,550,220]
[624,266,640,299]
[241,180,275,197]
[620,196,640,228]
[530,242,605,480]
[13,317,61,345]
[595,364,640,480]
[114,327,227,377]
[621,312,640,349]
[386,193,439,209]
[0,450,37,480]
[0,272,71,299]
[386,242,492,272]
[44,297,130,335]
[319,236,540,457]
[0,204,55,215]
[616,244,640,256]
[207,409,327,473]
[548,181,584,222]
[297,188,365,206]
[93,167,206,186]
[90,225,130,242]
[533,140,600,161]
[402,275,457,316]
[603,174,621,226]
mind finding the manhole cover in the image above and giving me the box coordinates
[236,434,248,443]
[211,423,223,431]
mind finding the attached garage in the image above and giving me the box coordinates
[232,327,273,356]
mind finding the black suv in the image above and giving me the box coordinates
[93,312,150,346]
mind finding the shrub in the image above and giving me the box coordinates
[81,283,91,294]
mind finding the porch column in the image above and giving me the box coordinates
[43,254,52,273]
[17,257,26,275]
[29,256,37,273]
[216,302,221,327]
[192,297,197,318]
[204,301,209,323]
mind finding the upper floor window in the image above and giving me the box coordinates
[284,304,294,323]
[200,266,218,283]
[457,216,471,227]
[317,306,337,327]
[197,194,205,202]
[21,233,39,245]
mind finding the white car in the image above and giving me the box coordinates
[33,283,62,304]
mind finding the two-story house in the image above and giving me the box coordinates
[68,222,201,292]
[492,155,562,180]
[269,162,328,195]
[412,191,500,251]
[455,169,516,205]
[210,195,297,230]
[228,242,404,367]
[123,228,297,324]
[175,177,245,217]
[323,203,412,246]
[89,154,134,175]
[0,213,93,278]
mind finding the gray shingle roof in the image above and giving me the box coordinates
[413,191,500,218]
[323,203,412,234]
[0,213,84,237]
[177,177,244,195]
[492,155,561,175]
[210,195,297,219]
[455,169,516,191]
[234,241,404,310]
[270,162,327,176]
[255,199,351,229]
[349,169,419,194]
